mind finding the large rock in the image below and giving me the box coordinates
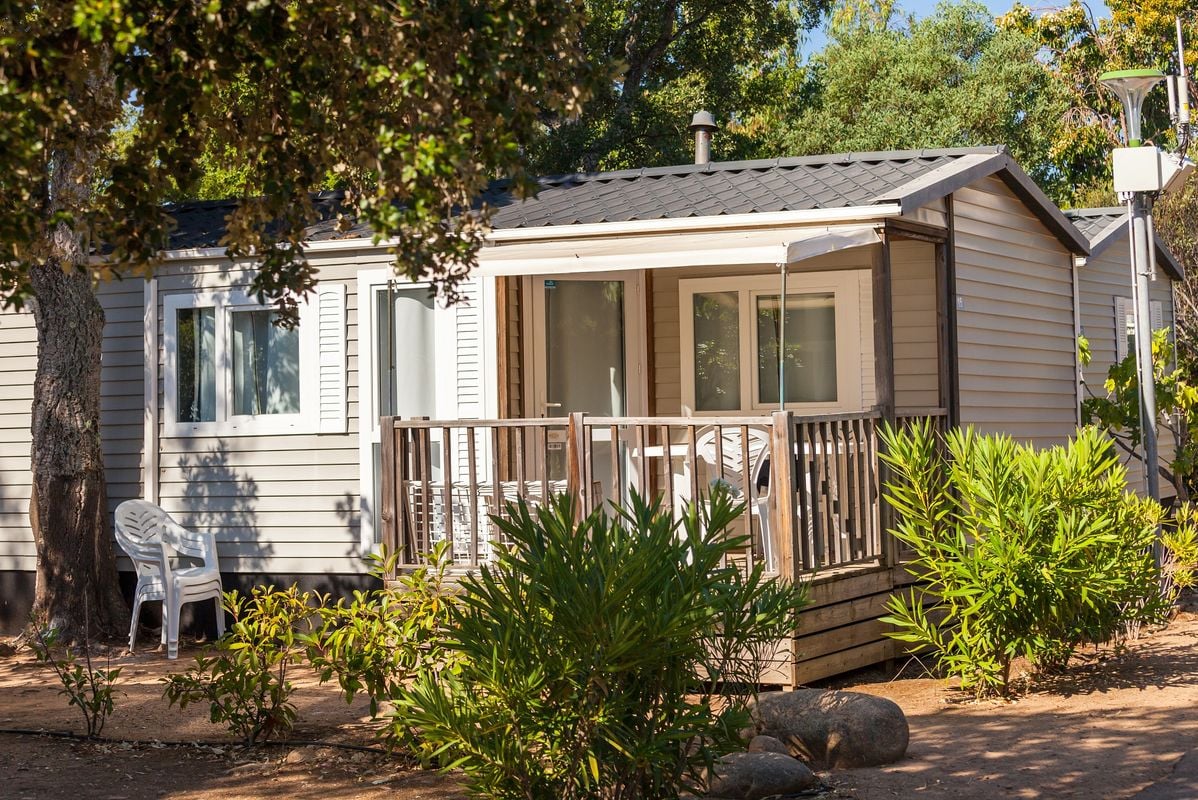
[747,735,789,755]
[706,752,818,800]
[753,689,909,769]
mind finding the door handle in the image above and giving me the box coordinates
[544,402,563,409]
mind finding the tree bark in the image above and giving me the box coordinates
[28,264,127,639]
[26,47,128,641]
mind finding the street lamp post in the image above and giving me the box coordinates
[1099,69,1167,505]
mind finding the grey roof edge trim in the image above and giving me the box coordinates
[873,150,1090,255]
[1084,213,1185,280]
[534,145,1008,187]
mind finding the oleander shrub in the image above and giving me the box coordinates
[162,584,319,745]
[394,489,807,800]
[880,421,1167,697]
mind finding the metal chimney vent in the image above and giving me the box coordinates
[689,110,717,165]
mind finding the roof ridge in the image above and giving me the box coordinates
[536,146,1008,188]
[1064,206,1128,217]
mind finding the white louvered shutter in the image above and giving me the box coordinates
[454,279,485,471]
[1150,300,1164,331]
[317,283,347,434]
[1114,297,1132,361]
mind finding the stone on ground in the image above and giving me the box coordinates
[747,734,789,755]
[753,689,909,769]
[705,752,818,799]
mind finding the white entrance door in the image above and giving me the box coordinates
[526,273,646,494]
[357,272,459,553]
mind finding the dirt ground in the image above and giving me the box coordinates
[2,610,1197,800]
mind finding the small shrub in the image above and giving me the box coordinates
[880,422,1166,697]
[306,541,461,740]
[162,584,318,745]
[29,615,122,738]
[395,488,807,800]
[1162,503,1198,599]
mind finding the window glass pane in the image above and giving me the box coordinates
[693,292,740,411]
[231,310,300,416]
[377,286,436,418]
[177,306,216,422]
[545,280,625,416]
[757,293,837,404]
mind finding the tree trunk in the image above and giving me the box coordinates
[27,262,128,641]
[26,47,129,641]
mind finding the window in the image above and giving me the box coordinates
[164,287,345,436]
[1114,297,1164,361]
[680,272,863,414]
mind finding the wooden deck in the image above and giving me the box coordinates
[378,408,943,685]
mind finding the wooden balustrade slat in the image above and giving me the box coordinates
[466,426,479,566]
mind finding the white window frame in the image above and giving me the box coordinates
[1114,296,1164,361]
[679,272,863,415]
[163,289,320,437]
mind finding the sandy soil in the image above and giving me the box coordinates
[2,610,1197,799]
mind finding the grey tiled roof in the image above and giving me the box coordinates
[491,148,1004,228]
[1064,207,1127,243]
[164,147,1010,250]
[1066,206,1184,280]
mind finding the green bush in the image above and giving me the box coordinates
[306,541,461,743]
[30,621,122,739]
[394,489,806,800]
[162,584,318,745]
[880,422,1166,697]
[1162,503,1198,599]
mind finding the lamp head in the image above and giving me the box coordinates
[1100,69,1167,146]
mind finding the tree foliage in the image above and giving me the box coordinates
[1080,329,1198,500]
[1,1,592,311]
[779,2,1072,199]
[528,0,831,173]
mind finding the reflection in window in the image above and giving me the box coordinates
[757,293,837,404]
[693,292,740,411]
[231,310,300,416]
[177,307,216,422]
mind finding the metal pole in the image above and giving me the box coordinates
[778,261,787,412]
[1129,193,1161,504]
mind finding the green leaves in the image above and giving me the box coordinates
[880,420,1167,697]
[394,489,807,800]
[0,1,594,312]
[162,584,318,746]
[30,624,123,739]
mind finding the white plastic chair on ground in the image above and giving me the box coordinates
[114,500,225,659]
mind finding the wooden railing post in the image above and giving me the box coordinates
[566,412,587,518]
[379,416,399,576]
[770,411,798,582]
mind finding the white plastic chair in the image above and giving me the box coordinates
[694,426,773,567]
[114,500,225,659]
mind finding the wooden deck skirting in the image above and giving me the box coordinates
[378,408,945,685]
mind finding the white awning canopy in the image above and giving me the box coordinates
[475,223,881,277]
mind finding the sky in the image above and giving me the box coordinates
[799,0,1114,57]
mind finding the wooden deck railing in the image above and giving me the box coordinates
[378,408,948,578]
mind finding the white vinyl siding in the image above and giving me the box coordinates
[153,254,365,576]
[1079,244,1178,498]
[953,177,1078,448]
[0,309,36,571]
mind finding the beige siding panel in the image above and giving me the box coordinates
[1078,243,1178,497]
[890,240,939,409]
[954,177,1077,448]
[155,258,363,576]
